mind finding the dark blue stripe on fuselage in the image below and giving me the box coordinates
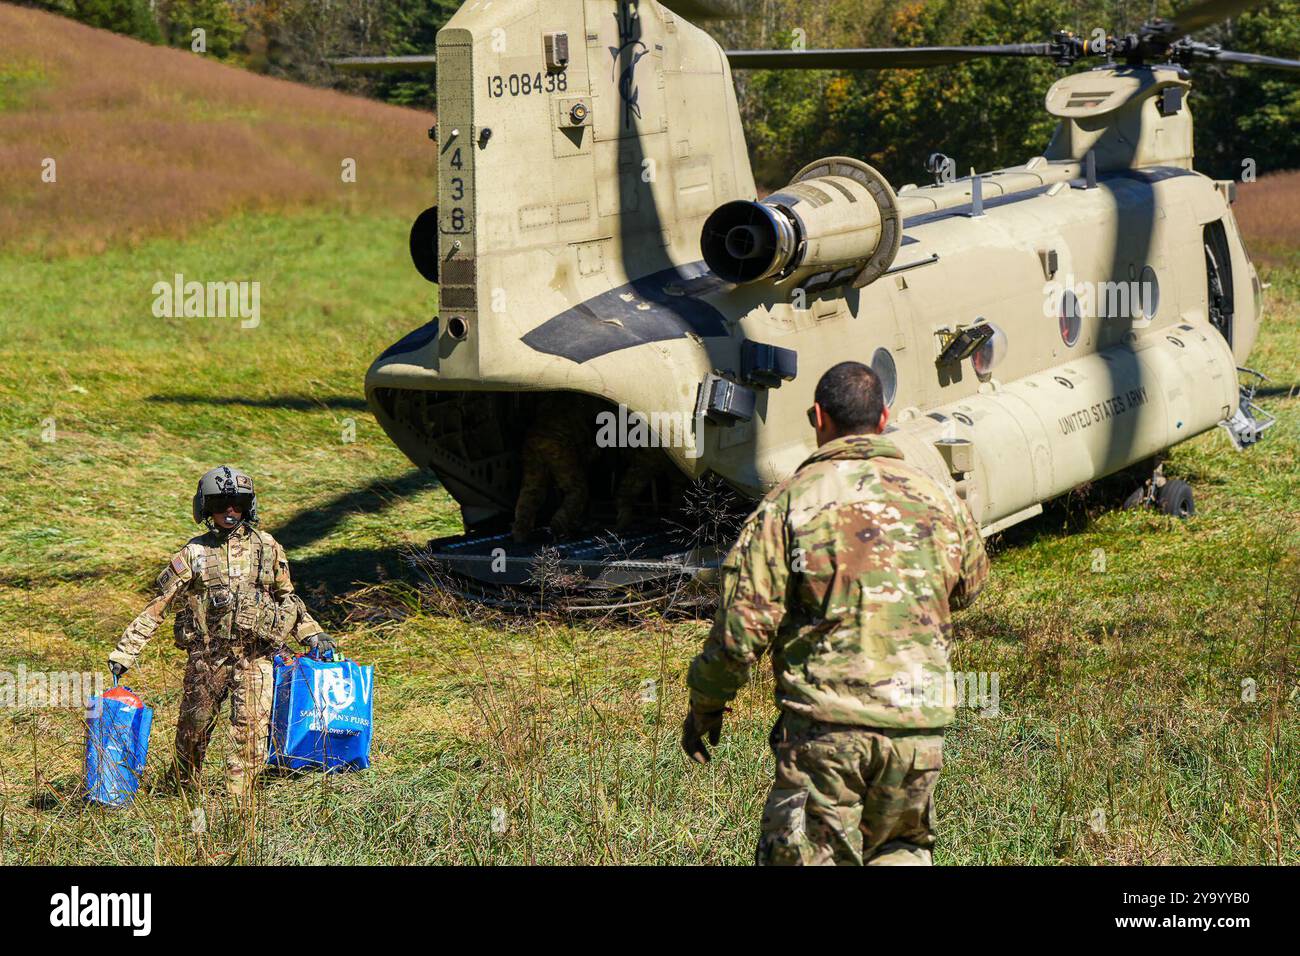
[521,261,729,364]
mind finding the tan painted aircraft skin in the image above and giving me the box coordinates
[364,0,1265,538]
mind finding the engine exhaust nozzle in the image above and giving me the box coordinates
[702,201,798,283]
[701,156,902,289]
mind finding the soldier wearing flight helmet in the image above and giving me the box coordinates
[108,466,333,797]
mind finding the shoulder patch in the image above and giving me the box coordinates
[156,550,191,592]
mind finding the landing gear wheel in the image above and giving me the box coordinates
[1157,479,1194,518]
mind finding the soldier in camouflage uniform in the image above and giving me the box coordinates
[513,393,604,542]
[684,362,989,865]
[108,466,333,797]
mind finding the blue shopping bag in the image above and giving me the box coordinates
[85,685,153,807]
[268,651,374,771]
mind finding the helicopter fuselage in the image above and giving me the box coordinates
[365,0,1262,539]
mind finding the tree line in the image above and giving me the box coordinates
[22,0,1300,184]
[712,0,1300,185]
[23,0,455,105]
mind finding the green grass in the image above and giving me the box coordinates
[0,213,1296,864]
[0,59,46,112]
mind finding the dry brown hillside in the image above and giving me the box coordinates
[1236,170,1300,266]
[0,3,433,256]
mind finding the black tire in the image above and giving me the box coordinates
[408,205,440,283]
[1157,479,1194,518]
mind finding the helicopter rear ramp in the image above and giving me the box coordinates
[419,526,721,610]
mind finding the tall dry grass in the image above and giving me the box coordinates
[0,4,434,257]
[1235,171,1300,267]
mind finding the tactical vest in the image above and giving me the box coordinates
[174,527,291,653]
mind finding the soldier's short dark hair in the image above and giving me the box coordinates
[814,361,885,432]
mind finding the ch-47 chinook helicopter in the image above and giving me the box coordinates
[334,0,1293,602]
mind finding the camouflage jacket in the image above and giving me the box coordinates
[110,523,322,669]
[687,433,989,729]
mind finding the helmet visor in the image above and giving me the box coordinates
[206,493,253,515]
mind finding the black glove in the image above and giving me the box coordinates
[109,661,127,680]
[309,635,336,660]
[681,705,726,764]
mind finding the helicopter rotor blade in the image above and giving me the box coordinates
[328,55,438,73]
[329,4,1294,78]
[658,0,746,19]
[725,44,1055,70]
[1157,0,1266,42]
[1203,47,1300,73]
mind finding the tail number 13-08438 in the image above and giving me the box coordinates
[487,71,568,97]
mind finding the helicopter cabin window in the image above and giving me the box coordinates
[871,348,897,406]
[1060,290,1082,347]
[1138,265,1160,322]
[1203,219,1235,346]
[971,323,1007,380]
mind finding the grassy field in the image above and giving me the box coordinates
[1,212,1294,864]
[1,3,1296,866]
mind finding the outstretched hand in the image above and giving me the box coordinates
[681,706,726,764]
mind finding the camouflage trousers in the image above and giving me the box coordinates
[513,441,589,541]
[174,651,275,797]
[756,713,944,866]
